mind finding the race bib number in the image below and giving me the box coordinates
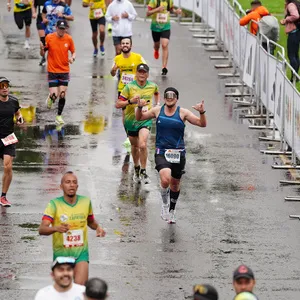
[156,13,168,23]
[121,74,134,85]
[164,149,181,164]
[63,229,84,248]
[1,133,18,146]
[94,8,103,19]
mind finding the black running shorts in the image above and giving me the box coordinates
[36,15,45,30]
[155,154,186,179]
[152,30,171,43]
[0,143,16,159]
[113,36,132,46]
[126,126,151,137]
[14,9,32,30]
[48,72,70,88]
[90,17,106,32]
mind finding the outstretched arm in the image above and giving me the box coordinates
[183,101,206,127]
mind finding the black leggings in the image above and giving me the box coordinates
[287,30,300,75]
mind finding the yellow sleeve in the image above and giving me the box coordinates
[42,200,56,223]
[120,84,130,100]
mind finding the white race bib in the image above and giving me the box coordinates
[156,13,168,23]
[63,229,84,248]
[1,133,18,146]
[93,8,103,19]
[121,74,134,85]
[164,149,181,164]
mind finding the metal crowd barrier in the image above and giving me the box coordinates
[173,0,300,172]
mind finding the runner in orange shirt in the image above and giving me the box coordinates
[40,20,76,125]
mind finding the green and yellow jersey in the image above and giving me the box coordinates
[83,0,106,20]
[148,0,173,32]
[114,52,146,92]
[14,0,32,13]
[120,80,159,131]
[42,195,94,262]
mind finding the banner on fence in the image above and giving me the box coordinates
[243,32,257,87]
[284,78,294,147]
[294,90,300,159]
[259,47,268,107]
[274,67,284,134]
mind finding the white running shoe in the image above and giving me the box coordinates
[140,171,150,185]
[24,40,30,49]
[133,170,140,183]
[168,209,176,224]
[161,204,169,221]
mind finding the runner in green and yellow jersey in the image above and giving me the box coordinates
[116,64,160,185]
[147,0,181,75]
[83,0,110,56]
[39,171,106,285]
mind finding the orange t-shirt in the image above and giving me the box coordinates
[46,33,75,73]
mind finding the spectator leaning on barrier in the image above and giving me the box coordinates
[280,0,300,81]
[239,1,279,54]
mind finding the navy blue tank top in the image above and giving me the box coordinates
[156,105,185,151]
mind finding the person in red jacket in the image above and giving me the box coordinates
[239,1,269,35]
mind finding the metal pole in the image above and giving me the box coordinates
[192,0,195,28]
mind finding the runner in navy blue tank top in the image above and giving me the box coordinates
[135,87,207,224]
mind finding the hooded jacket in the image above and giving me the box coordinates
[105,0,137,37]
[239,5,269,35]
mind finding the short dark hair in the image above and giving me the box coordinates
[85,278,108,300]
[250,0,262,5]
[120,37,132,45]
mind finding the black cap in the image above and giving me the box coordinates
[164,87,179,99]
[85,278,108,300]
[137,63,149,72]
[233,265,255,281]
[56,20,69,29]
[0,77,10,83]
[193,284,218,300]
[51,257,76,270]
[234,292,259,300]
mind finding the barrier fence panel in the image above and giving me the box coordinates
[268,55,279,116]
[233,13,240,66]
[284,77,294,148]
[243,31,257,88]
[259,47,268,108]
[274,67,285,135]
[223,1,229,51]
[208,0,216,33]
[294,90,300,160]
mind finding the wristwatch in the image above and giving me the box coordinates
[200,110,206,115]
[128,99,131,104]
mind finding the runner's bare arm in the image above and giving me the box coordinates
[135,102,160,121]
[32,0,37,18]
[15,109,24,124]
[183,101,207,127]
[38,220,70,235]
[154,91,160,106]
[146,5,165,16]
[110,63,118,77]
[87,219,106,237]
[116,95,140,109]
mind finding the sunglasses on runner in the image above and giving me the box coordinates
[164,91,177,99]
[0,83,9,89]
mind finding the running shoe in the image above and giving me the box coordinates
[0,196,11,207]
[39,56,46,66]
[140,170,150,185]
[46,94,54,109]
[24,40,30,49]
[122,137,131,153]
[93,49,98,57]
[154,49,159,59]
[55,115,65,125]
[161,67,168,76]
[168,209,176,224]
[100,45,105,56]
[133,166,141,183]
[161,204,169,221]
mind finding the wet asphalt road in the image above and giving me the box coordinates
[1,2,300,300]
